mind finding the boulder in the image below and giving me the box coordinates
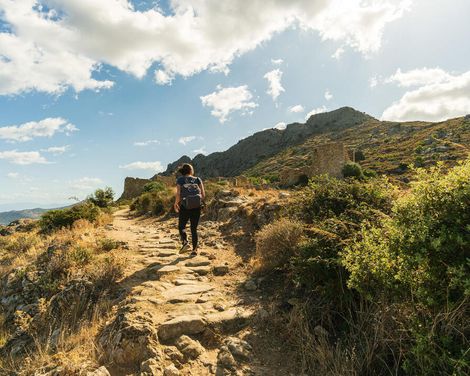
[163,364,180,376]
[158,315,206,341]
[175,335,205,359]
[99,313,160,366]
[225,337,252,361]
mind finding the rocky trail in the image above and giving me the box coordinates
[99,208,294,376]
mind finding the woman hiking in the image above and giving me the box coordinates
[174,163,205,256]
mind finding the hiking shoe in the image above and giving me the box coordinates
[190,248,198,257]
[179,241,190,254]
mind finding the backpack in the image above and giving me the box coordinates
[180,177,202,209]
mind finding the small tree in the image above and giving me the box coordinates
[88,187,115,208]
[342,162,364,179]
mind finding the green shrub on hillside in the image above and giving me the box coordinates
[143,181,166,193]
[131,188,173,216]
[343,160,470,374]
[342,162,364,179]
[88,187,115,208]
[344,160,470,307]
[289,176,395,300]
[39,202,100,233]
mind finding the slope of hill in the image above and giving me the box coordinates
[0,208,48,225]
[159,107,372,178]
[247,116,470,181]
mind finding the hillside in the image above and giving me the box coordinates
[247,116,470,181]
[0,208,48,225]
[159,108,469,182]
[159,107,372,178]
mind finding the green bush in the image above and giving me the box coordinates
[342,162,364,179]
[343,160,470,374]
[39,202,101,233]
[88,187,114,208]
[143,181,166,193]
[131,188,173,216]
[344,160,470,307]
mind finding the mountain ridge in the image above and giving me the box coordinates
[158,106,372,178]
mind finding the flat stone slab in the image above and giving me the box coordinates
[158,315,206,341]
[205,309,252,332]
[162,284,214,301]
[149,265,180,277]
[185,258,211,267]
[189,266,211,276]
[174,279,199,286]
[158,251,176,257]
[159,238,175,244]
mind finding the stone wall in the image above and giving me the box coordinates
[280,142,349,186]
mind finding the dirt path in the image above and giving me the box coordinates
[101,208,294,376]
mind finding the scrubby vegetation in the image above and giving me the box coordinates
[39,188,115,233]
[254,159,470,375]
[0,188,124,373]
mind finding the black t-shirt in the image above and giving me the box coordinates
[176,176,202,186]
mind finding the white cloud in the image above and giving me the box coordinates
[0,118,78,142]
[288,104,305,113]
[7,172,19,179]
[119,161,164,172]
[382,68,470,122]
[264,69,285,101]
[200,85,258,123]
[41,145,69,155]
[0,150,49,165]
[69,177,103,191]
[324,90,333,101]
[178,136,196,145]
[385,67,453,87]
[305,106,328,120]
[0,0,410,95]
[369,75,379,88]
[331,47,345,60]
[134,139,160,147]
[271,58,283,65]
[274,122,287,130]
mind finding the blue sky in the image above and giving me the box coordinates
[0,0,469,209]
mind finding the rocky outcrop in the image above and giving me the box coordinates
[160,107,371,178]
[120,177,152,200]
[119,175,175,201]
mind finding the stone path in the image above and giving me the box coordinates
[98,208,283,376]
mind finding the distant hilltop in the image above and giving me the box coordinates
[119,106,470,200]
[159,107,372,178]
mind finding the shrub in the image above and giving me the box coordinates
[344,160,470,308]
[88,187,114,208]
[254,218,304,272]
[131,188,173,216]
[39,202,101,233]
[343,160,470,374]
[143,181,166,193]
[342,162,364,179]
[292,175,395,224]
[90,255,125,289]
[98,238,121,252]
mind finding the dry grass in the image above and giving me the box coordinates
[253,218,304,272]
[1,299,114,375]
[0,216,125,374]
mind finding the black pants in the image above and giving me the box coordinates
[178,207,201,249]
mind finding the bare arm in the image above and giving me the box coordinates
[174,185,181,212]
[199,180,206,200]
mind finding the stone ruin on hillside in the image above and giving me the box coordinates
[279,142,350,186]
